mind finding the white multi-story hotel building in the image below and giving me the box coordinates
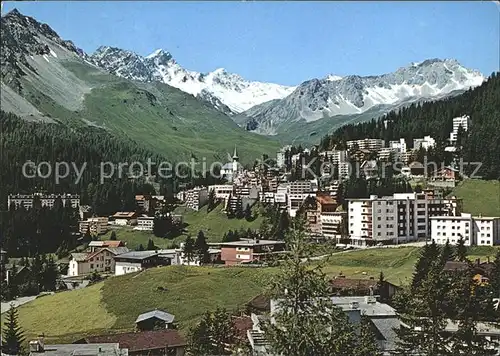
[431,214,500,246]
[185,187,208,211]
[208,185,234,200]
[135,216,155,231]
[346,138,385,151]
[413,136,436,151]
[449,115,470,143]
[389,138,408,153]
[8,193,80,209]
[348,191,462,246]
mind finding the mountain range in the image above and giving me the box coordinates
[0,8,486,154]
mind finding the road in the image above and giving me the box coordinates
[1,292,54,314]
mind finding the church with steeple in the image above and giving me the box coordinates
[220,146,242,182]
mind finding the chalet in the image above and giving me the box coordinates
[329,277,399,300]
[135,309,176,330]
[113,250,167,276]
[68,246,129,276]
[213,239,286,265]
[83,329,186,356]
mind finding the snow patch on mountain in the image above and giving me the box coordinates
[242,58,485,134]
[89,47,296,114]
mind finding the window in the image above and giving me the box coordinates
[90,264,94,269]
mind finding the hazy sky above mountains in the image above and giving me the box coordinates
[3,1,499,85]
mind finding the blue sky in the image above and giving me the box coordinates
[3,1,499,85]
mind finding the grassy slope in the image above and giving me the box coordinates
[100,204,264,250]
[451,179,500,217]
[7,246,498,343]
[19,60,280,163]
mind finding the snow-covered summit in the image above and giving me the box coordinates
[89,47,296,114]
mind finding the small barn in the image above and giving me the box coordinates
[135,309,176,331]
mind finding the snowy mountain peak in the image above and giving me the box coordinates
[325,74,343,82]
[242,58,485,135]
[88,47,296,114]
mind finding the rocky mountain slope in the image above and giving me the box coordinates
[0,9,280,161]
[240,59,484,135]
[89,46,295,114]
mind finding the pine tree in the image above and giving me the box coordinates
[244,204,252,221]
[455,236,467,262]
[194,230,210,265]
[394,259,451,355]
[1,304,25,355]
[42,255,58,291]
[147,239,156,251]
[450,265,499,355]
[110,231,117,241]
[207,189,216,213]
[261,214,361,356]
[137,244,145,251]
[439,240,455,267]
[188,311,214,355]
[7,262,19,300]
[183,236,196,265]
[411,241,440,291]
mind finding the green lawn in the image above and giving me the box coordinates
[7,245,498,343]
[100,204,264,249]
[451,179,500,217]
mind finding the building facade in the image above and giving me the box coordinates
[348,192,462,246]
[8,193,80,209]
[185,187,208,211]
[431,214,500,246]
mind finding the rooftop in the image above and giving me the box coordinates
[114,250,159,261]
[213,239,285,248]
[329,296,397,317]
[135,309,175,324]
[32,343,125,356]
[85,329,186,352]
[88,241,124,248]
[112,212,137,218]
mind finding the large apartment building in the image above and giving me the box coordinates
[8,193,80,209]
[449,115,470,143]
[185,187,208,211]
[431,214,500,246]
[348,191,462,246]
[346,138,385,151]
[79,217,109,236]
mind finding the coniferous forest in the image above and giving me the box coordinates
[320,72,500,179]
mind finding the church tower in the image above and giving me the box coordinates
[232,146,239,173]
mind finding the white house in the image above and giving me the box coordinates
[68,246,129,276]
[114,250,162,276]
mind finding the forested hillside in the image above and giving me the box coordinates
[320,72,500,179]
[0,111,222,213]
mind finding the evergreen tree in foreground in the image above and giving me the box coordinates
[260,214,368,356]
[187,308,236,355]
[455,236,467,262]
[1,304,25,355]
[183,235,196,265]
[194,230,210,265]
